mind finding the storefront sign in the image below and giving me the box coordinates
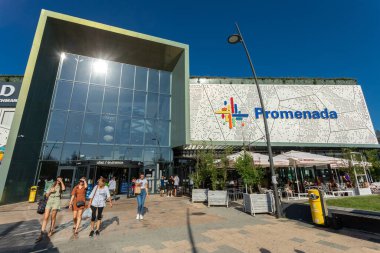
[0,82,21,107]
[96,160,125,165]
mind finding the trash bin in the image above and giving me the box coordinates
[308,189,327,225]
[29,186,38,203]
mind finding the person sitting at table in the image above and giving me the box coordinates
[284,180,293,197]
[329,178,339,191]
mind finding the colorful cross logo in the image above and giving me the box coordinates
[215,97,249,129]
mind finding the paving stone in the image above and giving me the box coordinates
[316,232,331,238]
[316,240,350,250]
[290,237,306,243]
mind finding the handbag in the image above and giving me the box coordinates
[74,186,85,207]
[37,197,47,214]
[82,207,92,219]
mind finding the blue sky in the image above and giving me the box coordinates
[0,0,379,130]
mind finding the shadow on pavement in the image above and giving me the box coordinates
[101,216,120,231]
[186,208,198,253]
[259,248,271,253]
[0,219,58,253]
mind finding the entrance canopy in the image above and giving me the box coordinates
[216,151,289,168]
[274,150,343,167]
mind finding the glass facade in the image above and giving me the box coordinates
[42,53,172,166]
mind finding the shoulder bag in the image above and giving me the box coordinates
[134,180,141,195]
[75,186,85,208]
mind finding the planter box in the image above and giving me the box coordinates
[208,190,228,207]
[243,192,275,216]
[192,189,208,203]
[355,187,372,196]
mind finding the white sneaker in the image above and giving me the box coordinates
[140,215,144,220]
[136,214,140,220]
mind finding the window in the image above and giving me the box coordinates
[70,83,88,111]
[65,112,84,142]
[86,85,104,114]
[121,64,135,89]
[46,110,68,142]
[75,56,92,83]
[80,144,98,160]
[115,116,131,144]
[82,114,100,143]
[146,93,158,118]
[53,81,73,110]
[99,115,116,144]
[60,54,77,80]
[160,71,171,94]
[102,87,119,114]
[159,95,170,120]
[144,119,157,145]
[135,66,147,91]
[130,119,145,145]
[132,91,146,118]
[118,89,133,116]
[106,61,121,87]
[148,69,159,93]
[61,144,80,162]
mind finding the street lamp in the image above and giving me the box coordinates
[228,23,282,218]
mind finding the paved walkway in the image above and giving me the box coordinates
[0,195,379,253]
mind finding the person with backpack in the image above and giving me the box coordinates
[88,177,112,237]
[36,176,65,242]
[69,177,88,236]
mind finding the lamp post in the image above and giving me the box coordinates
[228,23,282,218]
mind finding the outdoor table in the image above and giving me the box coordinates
[332,190,354,197]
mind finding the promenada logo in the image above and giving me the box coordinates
[215,97,338,129]
[215,97,248,129]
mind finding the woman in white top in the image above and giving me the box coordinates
[88,177,112,237]
[135,173,149,220]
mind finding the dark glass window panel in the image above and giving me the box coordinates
[70,83,88,111]
[135,67,147,91]
[102,87,119,114]
[86,85,104,114]
[60,54,77,81]
[143,148,156,164]
[97,145,114,160]
[75,56,92,83]
[90,60,107,85]
[80,144,98,160]
[144,119,157,145]
[147,69,159,93]
[53,81,73,110]
[114,145,129,160]
[82,114,100,143]
[115,116,131,144]
[160,71,171,94]
[157,120,170,147]
[160,148,172,162]
[132,91,146,117]
[120,64,135,89]
[129,147,143,161]
[159,95,170,120]
[98,115,116,144]
[106,61,121,87]
[130,119,145,145]
[61,144,80,162]
[46,110,68,142]
[118,89,133,116]
[146,93,159,118]
[42,142,62,161]
[65,112,84,142]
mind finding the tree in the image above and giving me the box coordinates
[235,150,264,193]
[364,149,380,182]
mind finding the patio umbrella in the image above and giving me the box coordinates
[216,151,289,168]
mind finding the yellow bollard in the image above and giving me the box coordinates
[308,189,325,225]
[29,186,38,203]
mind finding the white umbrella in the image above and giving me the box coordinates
[218,151,289,168]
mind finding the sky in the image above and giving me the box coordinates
[0,0,379,130]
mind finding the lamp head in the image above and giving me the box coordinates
[227,34,242,44]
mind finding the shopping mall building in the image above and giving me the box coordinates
[0,10,379,204]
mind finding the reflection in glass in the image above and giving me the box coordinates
[118,89,133,116]
[61,144,80,162]
[53,81,73,110]
[60,54,77,80]
[86,85,104,114]
[82,114,100,143]
[135,66,147,91]
[99,115,116,144]
[42,142,62,161]
[90,60,107,85]
[143,148,156,165]
[159,95,170,120]
[70,83,88,111]
[121,64,135,89]
[115,116,131,144]
[157,120,170,146]
[132,91,146,118]
[80,144,98,160]
[75,56,92,83]
[65,112,84,142]
[114,146,129,160]
[106,61,121,87]
[148,69,159,93]
[47,110,68,141]
[144,119,157,145]
[160,71,171,94]
[102,87,119,114]
[130,119,145,145]
[129,147,143,161]
[146,93,158,118]
[97,145,114,160]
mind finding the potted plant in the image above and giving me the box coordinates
[235,150,274,216]
[207,147,229,207]
[190,148,209,203]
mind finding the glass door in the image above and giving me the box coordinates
[57,166,76,198]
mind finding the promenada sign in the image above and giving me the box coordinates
[215,97,338,129]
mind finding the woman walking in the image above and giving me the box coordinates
[69,177,87,236]
[88,177,112,237]
[36,176,65,242]
[135,173,149,220]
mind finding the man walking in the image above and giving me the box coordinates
[174,175,180,197]
[109,177,116,203]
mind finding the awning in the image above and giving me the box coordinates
[216,151,289,168]
[273,150,343,166]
